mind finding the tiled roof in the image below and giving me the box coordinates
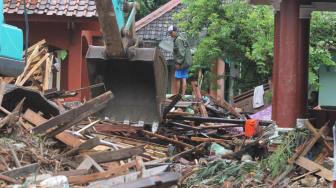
[135,0,182,61]
[3,0,97,17]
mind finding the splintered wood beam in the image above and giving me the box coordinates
[32,91,113,135]
[1,163,39,179]
[0,98,25,129]
[210,96,244,119]
[304,120,333,153]
[68,162,135,185]
[23,108,83,147]
[88,146,145,163]
[0,174,21,184]
[64,137,101,156]
[295,157,332,181]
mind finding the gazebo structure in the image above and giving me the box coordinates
[249,0,336,128]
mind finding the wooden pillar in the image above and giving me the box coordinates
[298,2,311,118]
[67,28,83,100]
[276,0,300,128]
[210,59,225,102]
[272,11,281,122]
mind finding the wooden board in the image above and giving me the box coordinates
[88,146,145,163]
[68,162,135,185]
[23,109,82,147]
[295,157,332,181]
[0,163,39,178]
[32,91,113,136]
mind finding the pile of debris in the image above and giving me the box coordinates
[0,41,333,187]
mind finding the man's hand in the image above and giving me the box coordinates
[175,64,181,69]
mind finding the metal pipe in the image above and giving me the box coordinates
[169,116,274,126]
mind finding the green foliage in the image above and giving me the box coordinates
[136,0,169,20]
[260,129,309,178]
[174,0,336,92]
[309,12,336,89]
[186,160,258,187]
[174,0,274,92]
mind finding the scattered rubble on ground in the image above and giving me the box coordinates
[0,41,333,188]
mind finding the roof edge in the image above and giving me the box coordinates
[135,0,181,31]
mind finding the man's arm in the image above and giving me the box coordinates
[175,38,186,65]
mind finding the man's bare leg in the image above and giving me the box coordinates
[181,78,187,96]
[174,78,181,95]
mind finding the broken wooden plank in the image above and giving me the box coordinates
[168,121,202,131]
[23,109,82,147]
[295,156,332,181]
[76,120,100,134]
[68,162,135,185]
[53,169,89,177]
[109,172,181,188]
[9,148,21,168]
[142,130,193,149]
[87,165,170,188]
[191,137,230,144]
[0,98,25,129]
[88,146,145,163]
[95,123,142,133]
[77,155,105,172]
[18,53,49,86]
[32,91,113,135]
[198,103,208,117]
[291,169,320,182]
[64,137,101,156]
[0,174,21,184]
[162,94,182,119]
[0,80,6,106]
[1,163,39,178]
[210,96,244,119]
[304,120,333,153]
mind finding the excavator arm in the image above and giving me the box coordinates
[0,1,24,77]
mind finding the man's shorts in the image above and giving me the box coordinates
[175,68,189,79]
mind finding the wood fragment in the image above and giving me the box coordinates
[68,162,135,185]
[191,136,229,143]
[295,156,332,181]
[88,146,145,163]
[1,163,39,178]
[23,109,83,147]
[64,137,101,156]
[198,103,208,117]
[0,174,21,184]
[18,53,50,86]
[162,94,182,119]
[53,169,89,177]
[0,80,6,106]
[210,96,244,119]
[304,120,332,153]
[77,155,105,172]
[32,91,113,136]
[291,169,320,182]
[9,148,21,167]
[142,130,193,149]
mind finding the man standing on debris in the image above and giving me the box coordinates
[168,25,201,101]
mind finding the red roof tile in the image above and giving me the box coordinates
[135,0,180,31]
[4,0,97,17]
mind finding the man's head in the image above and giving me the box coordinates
[168,25,178,38]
